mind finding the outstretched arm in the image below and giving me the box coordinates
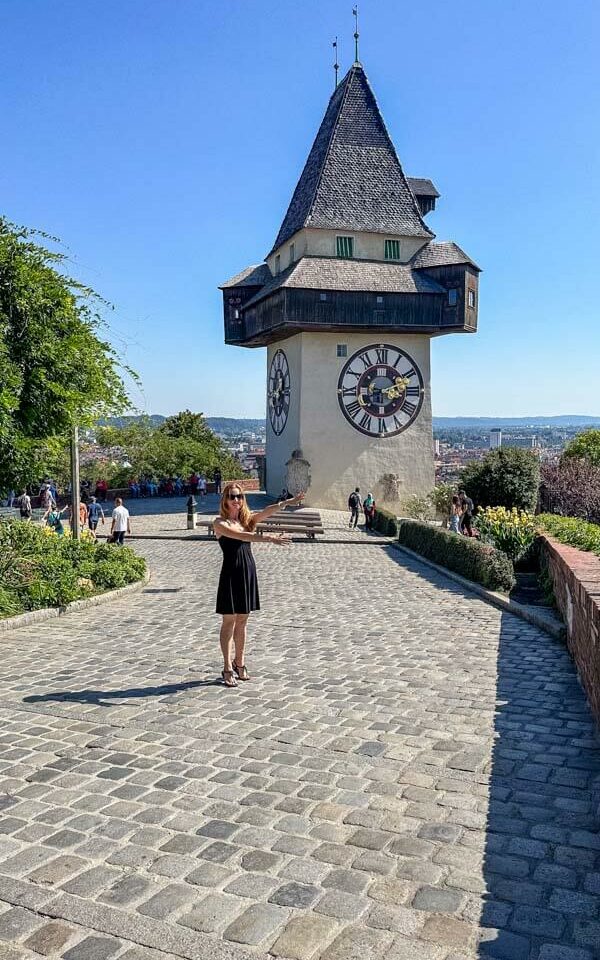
[214,519,290,545]
[252,493,304,524]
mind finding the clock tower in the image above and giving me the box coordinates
[221,62,480,509]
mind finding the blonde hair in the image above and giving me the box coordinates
[219,482,256,531]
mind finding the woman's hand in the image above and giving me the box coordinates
[288,492,305,506]
[269,533,292,546]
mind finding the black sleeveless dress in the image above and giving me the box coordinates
[216,534,260,614]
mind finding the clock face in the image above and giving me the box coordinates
[337,343,424,437]
[268,349,290,435]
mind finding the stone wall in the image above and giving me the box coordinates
[541,535,600,725]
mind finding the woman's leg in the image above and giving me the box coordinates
[233,614,250,675]
[219,615,236,677]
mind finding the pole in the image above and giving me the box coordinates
[71,425,81,540]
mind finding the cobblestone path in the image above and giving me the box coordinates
[1,513,599,960]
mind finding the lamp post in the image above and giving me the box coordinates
[70,425,81,539]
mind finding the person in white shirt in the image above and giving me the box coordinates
[110,497,131,545]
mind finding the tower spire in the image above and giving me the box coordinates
[352,5,360,64]
[333,37,339,90]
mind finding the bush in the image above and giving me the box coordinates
[374,507,399,537]
[0,518,146,618]
[397,520,516,593]
[461,448,540,511]
[402,495,435,521]
[539,459,600,523]
[475,506,538,561]
[428,483,455,524]
[538,513,600,557]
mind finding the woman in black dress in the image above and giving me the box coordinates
[214,482,304,687]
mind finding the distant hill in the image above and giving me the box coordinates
[432,415,600,429]
[205,417,265,434]
[102,414,600,432]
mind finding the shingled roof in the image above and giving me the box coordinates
[268,65,433,257]
[242,256,446,310]
[411,241,480,271]
[220,264,271,289]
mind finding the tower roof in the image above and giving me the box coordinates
[268,64,434,257]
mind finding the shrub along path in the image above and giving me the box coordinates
[0,514,599,959]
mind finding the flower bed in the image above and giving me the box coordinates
[537,514,600,557]
[0,519,146,619]
[397,519,515,593]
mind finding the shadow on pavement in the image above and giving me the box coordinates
[23,678,218,707]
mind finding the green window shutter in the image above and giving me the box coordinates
[385,239,401,260]
[336,236,354,259]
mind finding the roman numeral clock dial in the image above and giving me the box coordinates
[268,349,290,436]
[337,344,424,437]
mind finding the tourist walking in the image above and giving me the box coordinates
[214,483,304,687]
[18,490,32,521]
[110,497,131,545]
[363,492,376,530]
[449,495,463,534]
[87,497,105,539]
[40,482,54,512]
[213,468,222,495]
[459,489,474,537]
[348,487,362,528]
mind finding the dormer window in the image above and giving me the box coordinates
[289,243,295,265]
[336,236,354,259]
[275,254,280,274]
[384,239,401,261]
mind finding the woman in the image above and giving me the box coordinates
[214,483,304,687]
[43,504,69,536]
[363,492,376,531]
[449,495,462,534]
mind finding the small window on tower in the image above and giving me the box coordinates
[376,295,384,304]
[336,236,354,259]
[468,289,476,308]
[336,344,347,358]
[384,239,401,261]
[448,289,458,306]
[275,255,280,274]
[319,292,327,301]
[289,243,295,264]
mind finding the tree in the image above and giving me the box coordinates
[95,414,244,483]
[563,429,600,467]
[540,459,600,523]
[460,448,540,511]
[0,218,135,489]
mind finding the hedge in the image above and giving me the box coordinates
[537,513,600,557]
[0,519,147,618]
[397,520,516,593]
[374,508,399,537]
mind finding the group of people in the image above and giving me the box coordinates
[449,489,476,536]
[347,488,377,530]
[127,470,222,499]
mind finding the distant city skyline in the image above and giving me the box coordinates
[2,0,599,417]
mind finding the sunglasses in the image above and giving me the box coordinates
[228,493,244,500]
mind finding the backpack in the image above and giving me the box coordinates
[348,492,359,509]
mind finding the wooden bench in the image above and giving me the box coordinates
[195,509,323,540]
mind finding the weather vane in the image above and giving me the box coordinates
[353,5,360,63]
[333,37,339,89]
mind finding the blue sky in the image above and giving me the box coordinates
[2,0,599,418]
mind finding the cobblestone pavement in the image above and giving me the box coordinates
[0,508,599,960]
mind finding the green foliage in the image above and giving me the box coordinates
[460,448,540,511]
[538,513,600,557]
[562,429,600,467]
[475,506,538,561]
[0,218,136,489]
[374,507,399,537]
[95,413,243,483]
[397,520,516,593]
[0,519,146,618]
[428,483,456,521]
[402,495,435,521]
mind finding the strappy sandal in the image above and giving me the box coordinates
[221,670,237,688]
[232,661,250,681]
